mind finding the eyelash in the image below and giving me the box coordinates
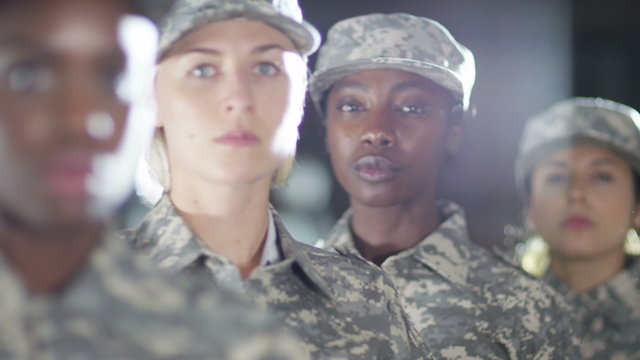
[394,104,429,115]
[190,64,216,78]
[337,101,365,112]
[254,62,280,76]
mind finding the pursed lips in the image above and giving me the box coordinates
[562,214,594,229]
[351,154,403,182]
[214,130,261,146]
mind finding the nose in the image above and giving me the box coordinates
[220,71,254,114]
[360,108,396,148]
[567,176,587,203]
[56,76,99,141]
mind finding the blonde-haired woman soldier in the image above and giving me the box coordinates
[515,97,640,359]
[123,0,431,358]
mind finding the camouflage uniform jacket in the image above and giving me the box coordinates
[322,201,579,360]
[123,194,433,360]
[0,232,306,360]
[544,256,640,359]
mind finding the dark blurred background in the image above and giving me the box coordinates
[268,0,640,247]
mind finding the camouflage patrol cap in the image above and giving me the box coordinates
[515,97,640,196]
[157,0,320,59]
[309,12,476,115]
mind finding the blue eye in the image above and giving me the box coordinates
[254,62,278,76]
[190,64,216,78]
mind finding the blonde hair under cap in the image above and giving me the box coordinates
[514,97,640,197]
[147,0,319,192]
[309,12,475,116]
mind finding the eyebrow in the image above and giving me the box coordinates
[541,157,619,169]
[591,158,618,167]
[392,80,434,93]
[539,159,569,168]
[0,36,37,50]
[331,81,369,93]
[252,44,287,54]
[181,43,288,57]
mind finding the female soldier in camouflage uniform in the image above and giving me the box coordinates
[123,1,431,358]
[310,13,579,359]
[515,97,640,359]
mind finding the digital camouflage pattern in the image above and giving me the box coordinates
[322,201,580,360]
[515,97,640,196]
[543,256,640,359]
[0,233,307,360]
[121,194,434,360]
[158,0,321,58]
[309,12,475,113]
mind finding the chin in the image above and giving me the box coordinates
[350,191,408,208]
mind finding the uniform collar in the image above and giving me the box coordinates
[260,210,280,266]
[270,207,336,299]
[544,256,640,327]
[135,194,335,299]
[323,200,474,288]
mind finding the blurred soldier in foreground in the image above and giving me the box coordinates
[515,97,640,359]
[311,13,579,359]
[0,0,304,358]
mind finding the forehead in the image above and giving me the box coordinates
[0,0,127,54]
[540,145,627,168]
[166,18,298,57]
[330,68,451,98]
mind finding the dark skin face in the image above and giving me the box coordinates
[0,0,130,230]
[0,0,153,294]
[325,68,461,210]
[325,69,462,264]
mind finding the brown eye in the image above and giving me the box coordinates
[396,104,429,116]
[545,173,568,185]
[6,62,50,94]
[336,101,364,113]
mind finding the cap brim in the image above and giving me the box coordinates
[159,7,320,59]
[310,58,464,117]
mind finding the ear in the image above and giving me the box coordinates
[152,68,164,129]
[446,124,463,155]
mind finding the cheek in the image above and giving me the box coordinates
[326,125,356,162]
[0,102,54,152]
[596,191,636,229]
[528,193,562,231]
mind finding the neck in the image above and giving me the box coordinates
[550,249,626,293]
[170,175,272,279]
[0,216,103,295]
[350,195,440,266]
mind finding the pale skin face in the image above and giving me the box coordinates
[155,18,306,190]
[527,145,640,262]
